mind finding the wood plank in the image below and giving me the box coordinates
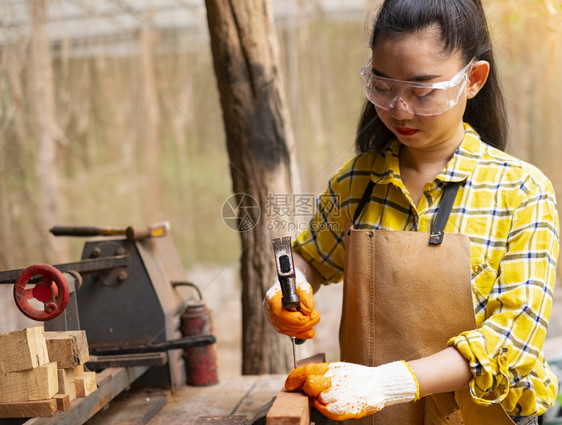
[146,375,266,425]
[0,400,57,418]
[0,328,49,374]
[44,332,89,369]
[265,391,309,425]
[22,366,149,425]
[0,363,58,403]
[52,395,69,412]
[74,372,97,398]
[72,365,84,377]
[233,375,285,418]
[57,369,76,401]
[85,388,167,425]
[265,354,326,425]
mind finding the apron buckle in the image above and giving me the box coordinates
[429,231,444,245]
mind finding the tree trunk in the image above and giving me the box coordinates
[205,0,301,374]
[140,26,162,222]
[27,0,69,262]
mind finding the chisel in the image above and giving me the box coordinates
[272,236,304,369]
[50,222,170,240]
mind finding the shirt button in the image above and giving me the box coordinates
[472,265,482,274]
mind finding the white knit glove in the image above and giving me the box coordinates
[285,361,419,421]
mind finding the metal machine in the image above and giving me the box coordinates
[0,223,217,391]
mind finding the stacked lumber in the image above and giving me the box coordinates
[0,327,94,418]
[44,330,95,399]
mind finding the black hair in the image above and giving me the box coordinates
[356,0,508,153]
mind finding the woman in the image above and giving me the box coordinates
[263,0,559,424]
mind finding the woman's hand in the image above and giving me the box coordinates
[285,361,419,421]
[262,268,320,339]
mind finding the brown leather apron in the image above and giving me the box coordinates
[338,180,515,425]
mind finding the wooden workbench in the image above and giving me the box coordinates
[146,374,286,425]
[0,373,300,425]
[90,355,321,425]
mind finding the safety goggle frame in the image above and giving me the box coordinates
[359,59,474,116]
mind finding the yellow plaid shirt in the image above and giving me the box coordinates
[293,124,560,416]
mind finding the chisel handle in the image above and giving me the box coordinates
[50,222,169,240]
[50,226,124,237]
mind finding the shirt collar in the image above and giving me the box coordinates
[371,123,482,185]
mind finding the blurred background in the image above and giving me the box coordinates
[0,0,560,377]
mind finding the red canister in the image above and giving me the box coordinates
[180,303,219,386]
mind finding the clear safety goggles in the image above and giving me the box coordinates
[359,59,473,116]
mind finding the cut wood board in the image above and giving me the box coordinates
[73,365,84,377]
[0,327,49,374]
[75,372,97,398]
[22,366,149,425]
[265,391,309,425]
[52,395,70,412]
[0,399,57,418]
[0,362,58,403]
[44,331,89,368]
[265,353,326,425]
[57,369,76,401]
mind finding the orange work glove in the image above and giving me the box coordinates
[285,361,419,421]
[262,268,320,339]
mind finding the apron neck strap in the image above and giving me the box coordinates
[352,180,375,225]
[429,181,462,245]
[351,179,463,245]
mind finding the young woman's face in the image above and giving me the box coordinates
[371,27,469,152]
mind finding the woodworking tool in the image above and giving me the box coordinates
[272,236,304,370]
[0,222,216,391]
[49,221,170,240]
